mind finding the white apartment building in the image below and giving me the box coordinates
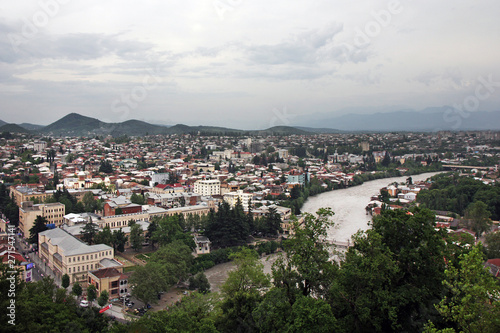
[224,190,253,211]
[193,179,221,196]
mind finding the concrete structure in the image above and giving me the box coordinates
[38,228,118,284]
[33,141,47,152]
[194,236,211,255]
[19,201,65,237]
[193,179,220,196]
[88,267,128,298]
[224,190,253,211]
[10,186,52,207]
[278,149,289,159]
[287,169,307,186]
[150,172,170,186]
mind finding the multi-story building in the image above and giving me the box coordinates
[193,179,221,196]
[287,170,307,186]
[19,201,65,237]
[88,267,128,299]
[33,141,47,152]
[38,228,118,284]
[10,186,52,207]
[224,190,253,211]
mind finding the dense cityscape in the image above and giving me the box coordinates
[1,125,500,332]
[2,1,500,332]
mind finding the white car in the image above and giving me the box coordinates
[80,300,89,308]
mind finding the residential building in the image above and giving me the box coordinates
[224,190,253,211]
[19,201,65,237]
[193,179,220,196]
[88,267,129,298]
[287,169,307,186]
[10,186,52,207]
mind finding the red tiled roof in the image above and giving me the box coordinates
[487,259,500,267]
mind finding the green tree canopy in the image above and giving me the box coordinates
[29,215,49,245]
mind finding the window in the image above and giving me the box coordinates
[86,255,89,260]
[68,258,71,263]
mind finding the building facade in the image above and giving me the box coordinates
[19,201,65,237]
[38,228,117,284]
[193,179,221,196]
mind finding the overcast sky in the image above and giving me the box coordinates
[1,0,499,129]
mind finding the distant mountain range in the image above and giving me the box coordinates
[292,107,500,132]
[1,108,499,137]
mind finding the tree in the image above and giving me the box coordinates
[188,272,211,293]
[430,245,500,333]
[129,262,169,305]
[464,201,492,237]
[130,293,218,333]
[94,226,113,246]
[218,248,271,332]
[222,248,270,297]
[147,219,158,249]
[130,193,145,205]
[329,230,400,332]
[485,231,500,259]
[130,223,144,252]
[150,240,193,284]
[82,191,97,212]
[99,160,113,174]
[72,282,82,298]
[61,274,70,289]
[112,228,127,252]
[97,290,109,308]
[276,208,336,298]
[369,208,447,331]
[80,222,99,245]
[204,201,250,248]
[262,206,282,236]
[87,284,97,307]
[286,295,338,333]
[29,215,49,244]
[381,151,391,167]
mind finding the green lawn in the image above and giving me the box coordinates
[135,253,151,262]
[123,266,137,273]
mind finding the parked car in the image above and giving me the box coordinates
[80,300,89,308]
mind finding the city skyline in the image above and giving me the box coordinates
[1,1,499,129]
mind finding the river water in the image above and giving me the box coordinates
[205,172,441,291]
[302,172,442,244]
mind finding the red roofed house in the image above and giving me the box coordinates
[88,267,129,299]
[485,259,500,278]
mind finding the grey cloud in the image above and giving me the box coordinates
[246,23,348,65]
[412,67,466,88]
[0,19,154,64]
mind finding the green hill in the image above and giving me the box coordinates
[19,123,44,131]
[0,123,31,133]
[41,113,107,135]
[252,126,312,135]
[36,113,319,137]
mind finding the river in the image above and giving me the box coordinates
[302,172,442,244]
[205,172,441,291]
